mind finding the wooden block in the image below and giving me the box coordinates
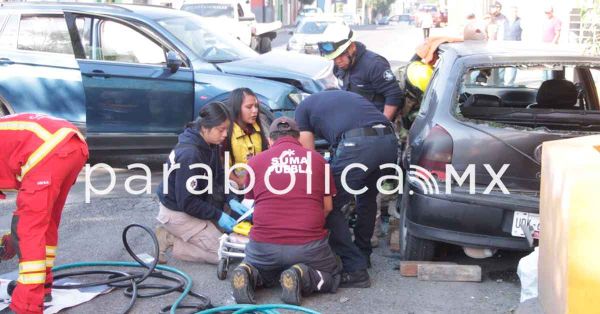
[400,261,456,277]
[417,264,481,282]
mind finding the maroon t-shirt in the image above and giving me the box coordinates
[245,136,336,245]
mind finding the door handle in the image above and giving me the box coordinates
[84,69,110,78]
[0,58,14,65]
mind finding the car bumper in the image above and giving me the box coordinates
[406,179,539,251]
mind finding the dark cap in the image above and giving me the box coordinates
[269,116,300,133]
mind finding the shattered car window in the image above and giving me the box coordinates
[457,64,600,131]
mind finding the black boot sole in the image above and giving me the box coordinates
[231,268,255,304]
[280,269,301,305]
[340,278,371,288]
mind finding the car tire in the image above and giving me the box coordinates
[258,36,272,54]
[398,180,436,261]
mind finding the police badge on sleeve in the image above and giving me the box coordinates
[383,69,396,81]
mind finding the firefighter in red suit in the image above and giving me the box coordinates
[0,113,88,314]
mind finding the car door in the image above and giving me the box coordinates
[0,13,86,124]
[66,13,194,138]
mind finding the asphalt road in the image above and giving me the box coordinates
[0,25,526,314]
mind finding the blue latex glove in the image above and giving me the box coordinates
[228,199,250,216]
[218,212,236,233]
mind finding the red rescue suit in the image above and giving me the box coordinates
[0,113,88,314]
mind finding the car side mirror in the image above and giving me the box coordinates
[166,51,183,73]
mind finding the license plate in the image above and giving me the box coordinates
[511,211,540,238]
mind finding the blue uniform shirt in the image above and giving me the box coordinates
[334,42,404,112]
[295,90,390,148]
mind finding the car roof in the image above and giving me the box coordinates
[300,15,342,23]
[0,2,191,20]
[440,41,589,59]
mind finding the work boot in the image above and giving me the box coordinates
[231,263,257,304]
[280,264,309,305]
[155,226,175,264]
[0,233,16,261]
[340,269,371,288]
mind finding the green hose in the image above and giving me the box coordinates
[197,303,321,314]
[52,261,193,314]
[51,224,320,314]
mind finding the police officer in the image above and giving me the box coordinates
[317,24,404,121]
[296,90,398,287]
[0,113,88,314]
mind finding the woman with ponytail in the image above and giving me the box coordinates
[155,102,238,264]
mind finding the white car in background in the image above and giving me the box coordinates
[180,0,281,53]
[287,16,345,55]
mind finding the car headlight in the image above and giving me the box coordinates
[288,91,311,106]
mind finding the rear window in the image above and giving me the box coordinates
[17,15,73,54]
[457,64,600,131]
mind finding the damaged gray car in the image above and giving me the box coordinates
[399,41,600,260]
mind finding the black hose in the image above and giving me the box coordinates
[51,224,212,314]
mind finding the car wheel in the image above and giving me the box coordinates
[398,180,436,261]
[258,36,272,54]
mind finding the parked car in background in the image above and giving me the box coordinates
[287,16,345,54]
[0,3,336,154]
[295,6,323,26]
[398,41,600,261]
[179,0,281,53]
[342,13,358,26]
[376,14,412,26]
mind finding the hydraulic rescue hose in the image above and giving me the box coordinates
[50,223,320,314]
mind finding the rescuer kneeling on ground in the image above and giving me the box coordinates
[231,117,341,305]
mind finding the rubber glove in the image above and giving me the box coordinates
[218,212,236,233]
[228,199,250,216]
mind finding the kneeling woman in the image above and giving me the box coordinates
[155,102,237,264]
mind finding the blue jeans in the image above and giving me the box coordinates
[328,131,398,270]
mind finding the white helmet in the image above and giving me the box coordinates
[317,24,355,60]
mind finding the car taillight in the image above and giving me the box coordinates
[417,125,453,181]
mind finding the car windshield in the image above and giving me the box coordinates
[298,21,337,34]
[181,3,234,18]
[156,15,257,62]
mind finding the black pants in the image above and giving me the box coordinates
[243,238,339,294]
[423,28,430,39]
[328,131,398,271]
